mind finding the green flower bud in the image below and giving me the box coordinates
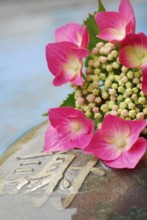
[117,94,124,101]
[100,104,109,112]
[118,86,125,93]
[138,97,146,105]
[96,42,104,49]
[94,68,100,75]
[106,65,113,72]
[102,91,109,99]
[85,111,92,118]
[92,89,99,96]
[129,110,136,118]
[95,97,102,104]
[132,87,139,93]
[143,108,147,115]
[100,73,106,81]
[126,82,133,88]
[88,60,94,67]
[93,60,100,68]
[127,70,134,79]
[111,50,119,58]
[128,103,135,110]
[109,89,117,96]
[125,88,132,96]
[112,62,120,69]
[94,113,101,119]
[119,102,127,109]
[122,66,128,73]
[112,83,118,89]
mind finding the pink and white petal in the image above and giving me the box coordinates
[70,74,83,85]
[46,43,62,76]
[100,115,130,144]
[44,125,73,152]
[78,26,89,48]
[142,68,147,94]
[84,130,121,161]
[127,119,147,147]
[119,0,135,32]
[119,33,147,68]
[95,11,126,30]
[55,23,89,48]
[55,23,82,45]
[53,72,73,86]
[70,47,89,59]
[48,107,87,132]
[46,41,79,76]
[53,63,83,86]
[70,119,94,149]
[104,138,147,169]
[119,44,142,68]
[97,28,126,43]
[125,20,135,35]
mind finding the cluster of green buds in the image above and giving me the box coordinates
[71,41,147,135]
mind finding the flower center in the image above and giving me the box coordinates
[114,138,127,149]
[71,62,79,71]
[62,55,81,78]
[71,121,83,134]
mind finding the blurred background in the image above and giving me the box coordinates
[0,0,147,154]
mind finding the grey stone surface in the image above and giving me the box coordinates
[0,0,147,154]
[0,122,147,220]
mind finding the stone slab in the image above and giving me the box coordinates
[0,122,147,220]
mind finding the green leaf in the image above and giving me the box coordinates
[97,0,106,12]
[42,112,48,117]
[84,13,99,51]
[84,0,105,51]
[60,92,75,107]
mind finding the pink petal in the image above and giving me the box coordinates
[49,107,85,129]
[77,26,89,48]
[48,107,94,149]
[100,115,131,144]
[55,23,89,48]
[70,118,94,149]
[119,33,147,68]
[44,125,73,152]
[84,130,121,161]
[95,12,127,43]
[97,28,125,44]
[142,68,147,94]
[46,41,76,76]
[104,138,147,169]
[119,0,135,33]
[127,119,147,146]
[46,42,88,86]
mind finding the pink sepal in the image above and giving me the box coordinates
[84,130,121,161]
[104,138,147,169]
[95,12,126,43]
[44,125,72,152]
[55,23,89,48]
[127,119,147,146]
[44,107,94,152]
[119,32,147,68]
[119,0,135,34]
[46,42,88,86]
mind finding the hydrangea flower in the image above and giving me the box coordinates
[95,0,135,43]
[119,32,147,94]
[46,42,89,86]
[55,23,89,48]
[44,107,94,152]
[84,115,147,169]
[44,0,147,170]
